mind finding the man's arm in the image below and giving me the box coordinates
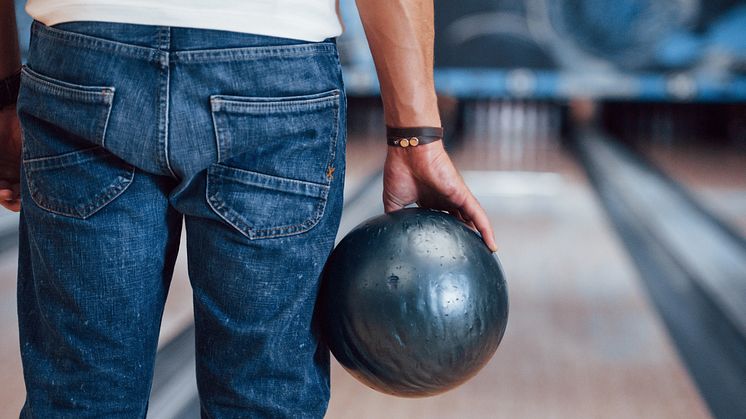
[0,0,23,212]
[355,0,498,251]
[354,0,439,127]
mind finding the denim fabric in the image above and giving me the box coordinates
[16,20,346,418]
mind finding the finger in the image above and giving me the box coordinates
[450,208,477,232]
[383,196,405,214]
[0,199,21,212]
[460,194,498,252]
[0,189,14,200]
[448,208,476,231]
[457,208,478,231]
[1,183,21,200]
[447,209,466,224]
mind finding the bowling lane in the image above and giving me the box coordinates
[600,102,746,239]
[325,101,710,419]
[636,143,746,238]
[0,237,24,417]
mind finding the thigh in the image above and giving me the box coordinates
[185,201,343,418]
[17,167,181,418]
[18,168,181,418]
[184,134,346,418]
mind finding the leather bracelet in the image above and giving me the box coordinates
[386,126,444,148]
[0,68,21,110]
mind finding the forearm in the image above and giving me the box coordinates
[355,0,440,128]
[1,0,21,79]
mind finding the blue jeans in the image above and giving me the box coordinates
[16,20,346,418]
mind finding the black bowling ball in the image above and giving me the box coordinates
[319,207,508,397]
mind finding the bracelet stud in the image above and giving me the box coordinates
[385,126,443,147]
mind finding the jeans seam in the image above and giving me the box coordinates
[162,62,177,179]
[32,20,162,62]
[22,142,102,166]
[210,164,331,191]
[158,27,178,179]
[325,93,340,179]
[210,106,222,163]
[171,43,336,63]
[100,88,115,148]
[154,68,177,178]
[210,90,340,111]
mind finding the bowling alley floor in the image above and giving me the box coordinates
[325,112,711,418]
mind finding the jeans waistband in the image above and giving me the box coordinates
[31,20,337,64]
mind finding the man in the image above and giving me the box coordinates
[0,0,497,417]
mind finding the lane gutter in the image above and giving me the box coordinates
[574,129,746,419]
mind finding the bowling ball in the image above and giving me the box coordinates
[319,207,508,397]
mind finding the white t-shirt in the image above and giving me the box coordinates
[25,0,343,42]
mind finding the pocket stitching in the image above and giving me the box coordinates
[209,163,330,194]
[21,66,115,104]
[206,165,330,240]
[22,133,134,219]
[210,89,340,112]
[24,159,135,219]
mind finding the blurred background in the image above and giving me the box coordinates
[2,0,745,417]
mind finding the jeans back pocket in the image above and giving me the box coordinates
[17,65,135,219]
[207,89,341,239]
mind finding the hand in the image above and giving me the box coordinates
[0,105,22,212]
[382,141,498,252]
